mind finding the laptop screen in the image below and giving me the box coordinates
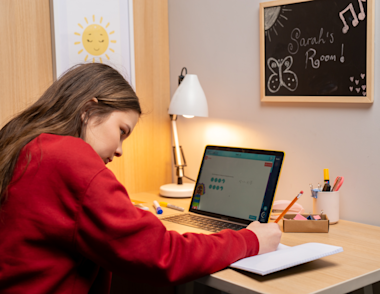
[189,146,284,224]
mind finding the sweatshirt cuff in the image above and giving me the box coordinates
[238,229,260,257]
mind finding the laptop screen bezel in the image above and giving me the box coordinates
[188,145,284,225]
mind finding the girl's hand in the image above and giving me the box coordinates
[246,221,282,255]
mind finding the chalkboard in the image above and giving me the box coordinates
[259,0,374,103]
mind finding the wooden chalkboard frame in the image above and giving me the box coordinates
[259,0,374,103]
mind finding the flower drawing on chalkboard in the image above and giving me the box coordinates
[267,56,298,93]
[264,6,292,42]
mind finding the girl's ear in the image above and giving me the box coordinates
[81,97,99,122]
[81,111,86,123]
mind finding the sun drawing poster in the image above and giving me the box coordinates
[52,0,134,87]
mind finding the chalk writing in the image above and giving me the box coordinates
[305,49,337,69]
[288,28,334,55]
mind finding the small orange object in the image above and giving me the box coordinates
[274,191,304,223]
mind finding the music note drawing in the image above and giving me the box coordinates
[339,0,366,34]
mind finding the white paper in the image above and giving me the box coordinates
[230,242,343,275]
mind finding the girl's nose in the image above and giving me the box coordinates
[115,143,123,157]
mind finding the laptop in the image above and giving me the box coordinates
[161,145,285,232]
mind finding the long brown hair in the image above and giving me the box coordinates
[0,63,141,207]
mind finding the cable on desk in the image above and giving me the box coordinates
[183,175,195,182]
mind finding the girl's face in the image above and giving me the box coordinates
[83,110,139,164]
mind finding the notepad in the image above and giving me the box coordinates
[230,243,343,275]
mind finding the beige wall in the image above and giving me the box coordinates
[168,0,380,226]
[0,0,172,194]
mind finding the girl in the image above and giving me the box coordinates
[0,63,281,293]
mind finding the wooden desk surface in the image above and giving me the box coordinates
[131,191,380,294]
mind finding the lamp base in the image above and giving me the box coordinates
[159,183,195,198]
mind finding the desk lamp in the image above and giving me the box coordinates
[159,67,208,197]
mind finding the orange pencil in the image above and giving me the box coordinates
[274,191,304,223]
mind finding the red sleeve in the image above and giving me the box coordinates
[75,169,259,285]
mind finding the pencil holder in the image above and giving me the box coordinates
[313,191,339,224]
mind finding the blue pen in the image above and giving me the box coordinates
[153,200,163,214]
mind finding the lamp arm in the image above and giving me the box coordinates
[170,114,185,185]
[171,115,182,166]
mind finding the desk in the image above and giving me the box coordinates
[130,191,380,294]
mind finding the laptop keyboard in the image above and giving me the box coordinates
[161,213,246,233]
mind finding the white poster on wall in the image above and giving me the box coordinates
[50,0,135,88]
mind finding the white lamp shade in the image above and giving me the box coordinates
[168,74,208,117]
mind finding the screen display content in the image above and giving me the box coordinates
[190,147,284,223]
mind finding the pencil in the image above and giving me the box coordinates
[274,191,304,223]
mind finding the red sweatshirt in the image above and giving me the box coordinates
[0,134,259,293]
